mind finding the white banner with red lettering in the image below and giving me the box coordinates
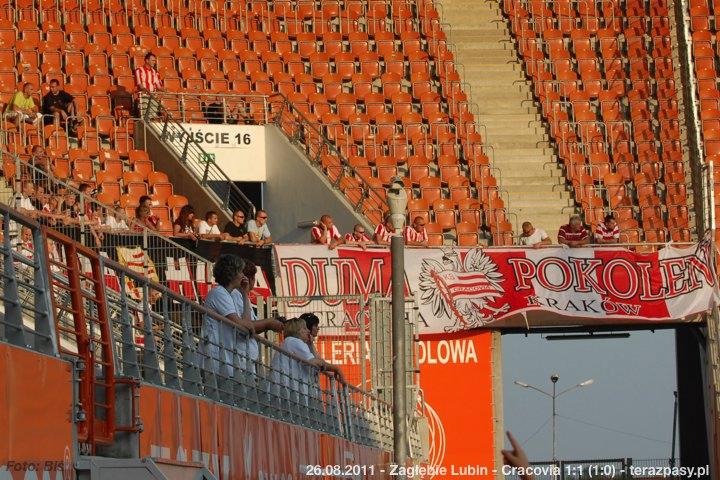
[274,240,720,333]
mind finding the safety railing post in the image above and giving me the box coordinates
[180,303,202,395]
[33,227,57,356]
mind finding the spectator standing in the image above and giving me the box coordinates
[197,211,223,240]
[172,205,197,240]
[373,214,397,246]
[201,255,255,376]
[42,79,81,130]
[247,209,272,245]
[594,214,620,244]
[311,214,344,249]
[558,215,590,248]
[6,83,41,126]
[518,221,551,248]
[134,53,164,118]
[344,224,372,248]
[403,216,429,247]
[236,260,284,373]
[300,312,321,356]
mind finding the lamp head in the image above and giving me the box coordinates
[550,373,559,383]
[514,380,530,388]
[387,176,408,230]
[579,379,594,387]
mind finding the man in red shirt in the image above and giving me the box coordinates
[311,214,344,249]
[344,223,372,248]
[558,215,589,248]
[594,214,620,244]
[373,214,397,246]
[403,216,429,247]
[134,53,164,119]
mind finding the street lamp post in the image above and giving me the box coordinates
[514,375,594,468]
[388,178,408,470]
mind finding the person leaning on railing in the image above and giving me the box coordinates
[222,209,249,243]
[172,204,198,240]
[518,221,551,248]
[201,254,256,377]
[270,318,345,402]
[247,209,273,246]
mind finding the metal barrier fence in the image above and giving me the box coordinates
[7,154,222,301]
[260,294,426,457]
[0,203,395,453]
[142,94,256,220]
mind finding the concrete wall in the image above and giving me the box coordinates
[264,126,371,244]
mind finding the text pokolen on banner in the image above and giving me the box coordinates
[274,241,720,333]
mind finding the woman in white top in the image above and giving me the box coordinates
[271,318,344,403]
[103,205,130,231]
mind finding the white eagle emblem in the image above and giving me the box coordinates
[418,248,509,331]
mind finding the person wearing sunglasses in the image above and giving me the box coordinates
[344,223,373,250]
[403,216,429,247]
[247,209,272,246]
[223,209,249,243]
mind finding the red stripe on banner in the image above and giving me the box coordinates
[592,249,670,319]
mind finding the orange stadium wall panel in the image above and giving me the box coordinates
[0,343,75,479]
[138,384,392,479]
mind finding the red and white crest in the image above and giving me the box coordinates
[419,248,509,331]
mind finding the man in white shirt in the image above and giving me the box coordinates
[518,221,551,248]
[197,210,223,240]
[247,209,272,246]
[311,214,344,249]
[14,181,37,217]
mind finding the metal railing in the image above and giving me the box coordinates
[7,154,220,303]
[141,94,256,219]
[0,202,396,452]
[102,254,393,450]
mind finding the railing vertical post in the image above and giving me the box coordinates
[117,270,141,379]
[2,214,25,348]
[33,227,57,356]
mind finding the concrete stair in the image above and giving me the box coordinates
[438,0,574,239]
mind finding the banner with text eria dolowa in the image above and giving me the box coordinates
[274,240,720,332]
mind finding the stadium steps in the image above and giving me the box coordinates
[436,0,574,236]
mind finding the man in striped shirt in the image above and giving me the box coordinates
[311,214,344,250]
[403,216,429,247]
[373,215,397,246]
[134,53,164,118]
[594,214,620,244]
[557,215,589,248]
[344,223,372,248]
